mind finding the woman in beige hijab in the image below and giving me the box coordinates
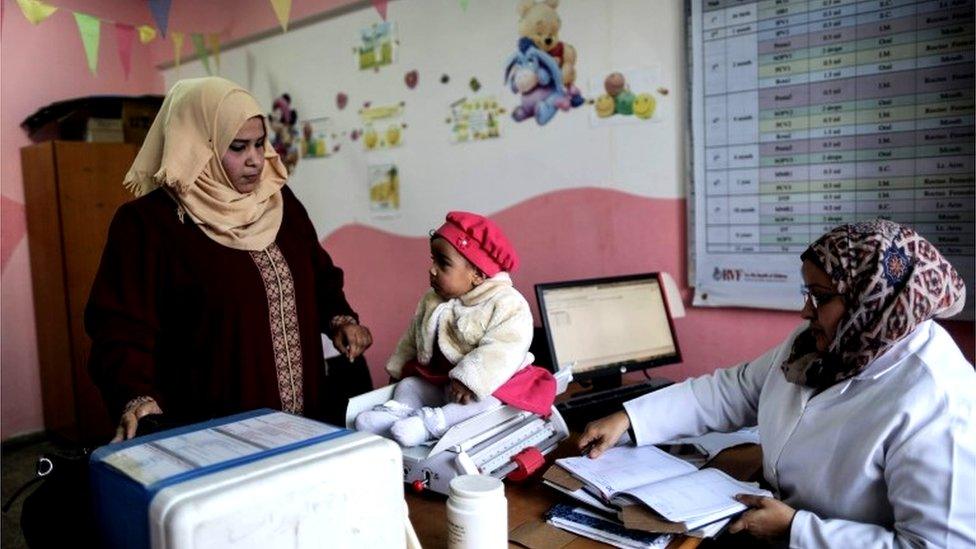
[86,77,373,441]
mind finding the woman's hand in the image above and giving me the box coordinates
[113,397,163,443]
[449,380,476,404]
[333,323,373,360]
[577,411,631,458]
[728,494,797,541]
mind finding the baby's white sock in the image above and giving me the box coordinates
[390,416,431,447]
[355,400,415,436]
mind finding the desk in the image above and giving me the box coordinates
[405,439,763,548]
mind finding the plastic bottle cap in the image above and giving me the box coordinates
[449,474,503,499]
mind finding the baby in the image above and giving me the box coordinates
[356,211,554,446]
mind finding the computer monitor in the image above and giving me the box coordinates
[535,273,682,390]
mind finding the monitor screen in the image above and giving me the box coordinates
[535,273,681,381]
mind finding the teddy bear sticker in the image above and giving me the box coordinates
[517,0,584,108]
[505,0,584,126]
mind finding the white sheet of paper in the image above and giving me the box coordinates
[667,427,760,460]
[557,445,696,499]
[618,468,769,523]
[216,413,341,449]
[103,412,340,485]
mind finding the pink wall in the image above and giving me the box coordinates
[325,188,976,390]
[0,0,363,439]
[1,0,167,439]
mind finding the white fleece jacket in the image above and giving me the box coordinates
[385,272,534,399]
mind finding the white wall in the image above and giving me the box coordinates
[164,0,688,237]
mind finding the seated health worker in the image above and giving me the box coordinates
[86,77,373,442]
[356,211,555,446]
[579,220,975,547]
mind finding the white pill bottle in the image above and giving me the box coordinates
[446,474,508,548]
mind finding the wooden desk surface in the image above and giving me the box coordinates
[405,438,762,548]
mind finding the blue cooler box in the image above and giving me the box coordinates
[90,409,405,549]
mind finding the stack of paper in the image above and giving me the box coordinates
[545,444,770,535]
[545,504,673,549]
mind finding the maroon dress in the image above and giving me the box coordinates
[85,185,358,425]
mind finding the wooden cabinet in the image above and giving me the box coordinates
[21,141,138,444]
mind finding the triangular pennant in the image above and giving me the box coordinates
[191,33,212,75]
[137,25,157,44]
[245,50,256,90]
[148,0,171,37]
[459,0,470,10]
[269,0,291,31]
[16,0,57,25]
[371,0,388,20]
[171,31,184,70]
[114,23,136,79]
[73,12,101,75]
[208,33,221,73]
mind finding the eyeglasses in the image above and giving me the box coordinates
[801,286,842,310]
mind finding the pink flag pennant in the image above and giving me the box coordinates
[371,0,388,20]
[114,23,136,80]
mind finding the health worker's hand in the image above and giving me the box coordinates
[577,411,631,458]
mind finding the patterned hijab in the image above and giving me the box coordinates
[782,220,966,389]
[124,77,288,251]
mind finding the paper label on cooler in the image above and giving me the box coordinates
[215,413,342,449]
[102,412,343,485]
[103,443,197,485]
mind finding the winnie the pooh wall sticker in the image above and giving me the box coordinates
[516,0,584,108]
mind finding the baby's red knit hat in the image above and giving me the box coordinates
[435,211,519,277]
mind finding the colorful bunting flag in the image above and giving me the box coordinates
[208,33,222,73]
[138,24,157,44]
[148,0,171,37]
[270,0,291,32]
[371,0,388,20]
[191,33,212,75]
[114,23,136,79]
[171,31,184,69]
[73,12,100,74]
[16,0,57,25]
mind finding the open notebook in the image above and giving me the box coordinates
[549,445,770,533]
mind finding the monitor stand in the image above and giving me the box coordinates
[557,369,673,432]
[574,369,672,398]
[578,370,624,395]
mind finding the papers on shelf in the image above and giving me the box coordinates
[546,504,673,549]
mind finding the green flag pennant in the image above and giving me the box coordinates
[459,0,470,10]
[191,33,212,75]
[73,12,101,75]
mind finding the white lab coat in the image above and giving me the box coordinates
[624,320,976,548]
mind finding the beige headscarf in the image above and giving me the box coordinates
[124,77,288,251]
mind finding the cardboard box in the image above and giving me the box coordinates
[85,118,124,143]
[22,96,163,145]
[122,101,161,144]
